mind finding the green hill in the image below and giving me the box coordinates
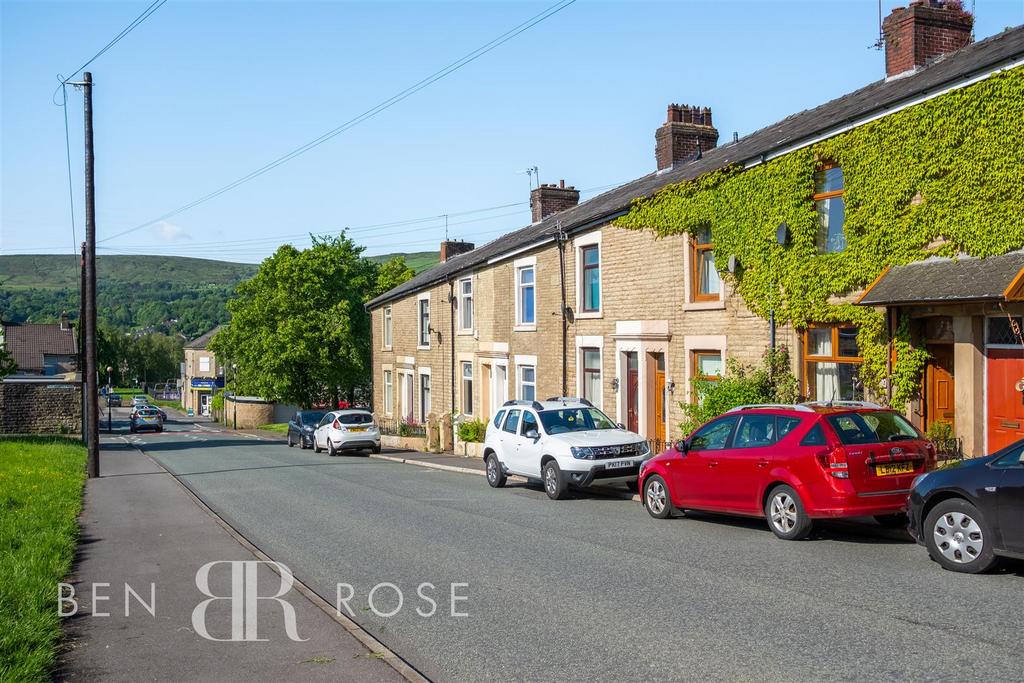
[0,254,258,290]
[367,251,438,273]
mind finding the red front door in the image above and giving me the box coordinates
[987,348,1024,452]
[626,352,639,433]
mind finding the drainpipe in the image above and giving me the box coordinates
[556,224,568,396]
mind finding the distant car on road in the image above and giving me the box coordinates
[286,410,327,449]
[639,401,936,540]
[907,438,1024,573]
[108,394,123,407]
[132,395,149,407]
[311,409,381,456]
[130,407,163,433]
[483,398,651,500]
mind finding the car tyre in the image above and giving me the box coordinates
[287,432,295,448]
[485,454,506,488]
[542,460,567,500]
[372,444,382,455]
[765,485,813,540]
[924,498,997,574]
[312,436,322,454]
[874,513,909,529]
[643,475,673,519]
[327,439,337,457]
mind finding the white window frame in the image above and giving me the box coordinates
[458,276,474,333]
[382,368,393,416]
[575,232,602,319]
[199,356,211,373]
[419,368,432,423]
[417,292,431,349]
[575,336,604,409]
[461,361,474,415]
[383,306,393,349]
[516,355,538,401]
[514,256,537,331]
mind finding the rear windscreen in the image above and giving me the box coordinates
[826,411,921,445]
[337,412,373,425]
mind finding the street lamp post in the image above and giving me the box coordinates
[106,366,113,433]
[231,363,238,430]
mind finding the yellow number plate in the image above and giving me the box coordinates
[350,427,367,432]
[876,461,913,477]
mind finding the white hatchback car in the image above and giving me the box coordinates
[483,398,651,499]
[311,409,381,456]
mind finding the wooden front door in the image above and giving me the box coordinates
[925,344,955,433]
[652,354,666,443]
[626,352,639,433]
[987,348,1024,452]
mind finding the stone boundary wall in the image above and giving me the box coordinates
[0,381,82,435]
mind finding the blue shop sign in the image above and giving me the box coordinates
[191,377,225,389]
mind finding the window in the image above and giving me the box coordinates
[777,416,802,439]
[693,351,723,383]
[826,411,919,445]
[199,356,211,372]
[581,348,601,405]
[993,444,1024,468]
[459,278,473,331]
[518,365,536,401]
[987,316,1023,346]
[688,416,738,451]
[814,163,846,253]
[691,226,720,301]
[517,266,535,325]
[734,415,777,448]
[383,306,393,348]
[461,362,473,415]
[493,409,506,429]
[383,370,393,414]
[419,373,431,422]
[521,410,539,436]
[581,245,600,312]
[803,325,863,401]
[418,299,430,347]
[539,407,616,434]
[800,423,827,446]
[503,409,521,434]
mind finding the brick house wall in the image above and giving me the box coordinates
[0,381,82,435]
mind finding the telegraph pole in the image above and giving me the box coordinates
[82,72,99,478]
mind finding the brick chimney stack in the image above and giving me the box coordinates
[655,104,719,171]
[530,179,580,223]
[60,311,70,331]
[440,240,475,262]
[883,1,973,79]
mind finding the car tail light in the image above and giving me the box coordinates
[817,446,849,479]
[332,418,344,430]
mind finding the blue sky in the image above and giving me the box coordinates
[2,0,1022,263]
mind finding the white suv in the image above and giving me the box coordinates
[483,398,651,499]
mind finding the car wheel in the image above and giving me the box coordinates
[327,439,337,457]
[765,485,813,540]
[312,436,322,454]
[372,444,382,455]
[643,475,673,519]
[874,513,909,529]
[924,499,997,573]
[287,432,294,448]
[485,454,506,488]
[302,435,311,450]
[542,460,567,500]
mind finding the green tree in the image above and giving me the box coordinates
[0,345,16,377]
[374,256,415,297]
[211,233,380,408]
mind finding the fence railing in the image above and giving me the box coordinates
[933,437,964,464]
[376,417,426,438]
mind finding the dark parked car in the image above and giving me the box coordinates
[287,410,327,449]
[908,439,1024,573]
[108,394,123,407]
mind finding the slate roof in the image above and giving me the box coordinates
[2,322,78,372]
[184,325,222,350]
[858,250,1024,305]
[367,25,1024,310]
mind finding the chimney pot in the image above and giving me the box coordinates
[655,103,719,171]
[440,240,475,262]
[882,0,972,79]
[530,179,580,223]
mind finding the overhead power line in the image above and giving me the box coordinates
[97,0,578,245]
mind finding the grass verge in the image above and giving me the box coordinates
[257,423,288,434]
[0,437,86,682]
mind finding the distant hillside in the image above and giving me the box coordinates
[367,251,438,273]
[0,252,437,336]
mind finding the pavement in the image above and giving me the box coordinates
[97,408,1024,682]
[57,408,408,683]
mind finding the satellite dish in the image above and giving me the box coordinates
[776,222,789,245]
[727,254,738,273]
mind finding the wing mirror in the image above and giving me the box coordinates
[674,439,689,454]
[525,428,540,440]
[616,422,626,430]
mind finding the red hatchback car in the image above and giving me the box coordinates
[638,402,936,539]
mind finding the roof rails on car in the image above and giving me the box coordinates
[545,396,593,407]
[725,404,815,413]
[801,400,884,409]
[503,399,545,411]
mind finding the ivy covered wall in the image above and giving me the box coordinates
[615,67,1024,406]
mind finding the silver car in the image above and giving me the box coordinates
[311,409,381,456]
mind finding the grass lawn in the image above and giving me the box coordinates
[0,438,86,682]
[257,423,288,434]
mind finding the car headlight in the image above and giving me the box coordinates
[571,446,596,460]
[637,441,651,457]
[303,425,314,432]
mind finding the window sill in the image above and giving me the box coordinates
[576,311,603,320]
[513,325,537,333]
[683,300,726,312]
[381,346,393,352]
[456,329,475,336]
[417,345,431,351]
